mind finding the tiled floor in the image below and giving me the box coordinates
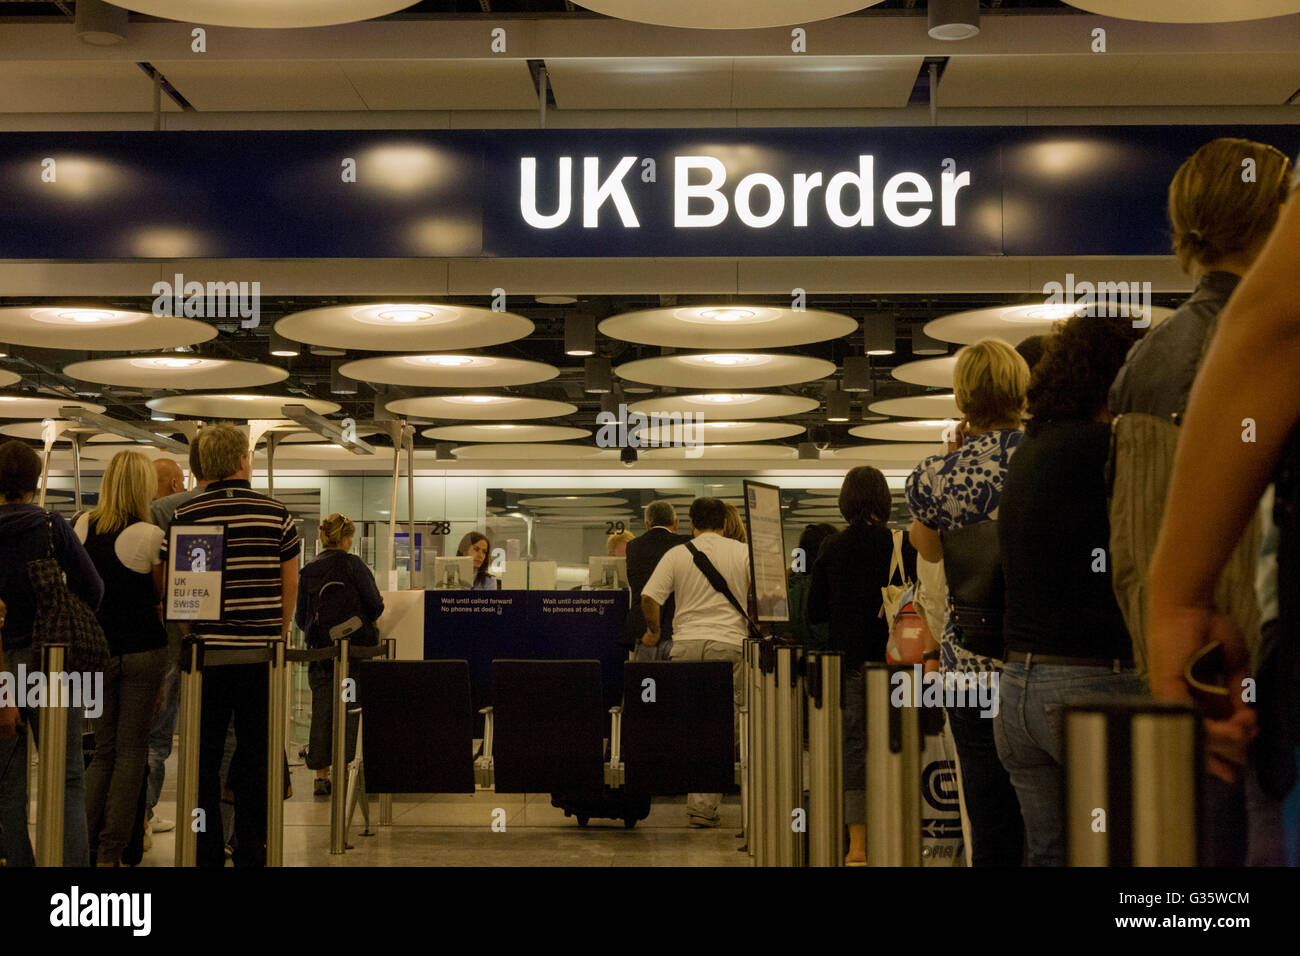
[137,747,748,867]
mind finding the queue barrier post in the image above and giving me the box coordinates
[738,639,753,854]
[760,639,781,866]
[864,663,921,867]
[774,643,805,867]
[329,636,351,855]
[34,643,69,867]
[379,638,396,827]
[266,639,287,867]
[173,638,203,868]
[747,638,767,865]
[1064,696,1199,867]
[805,650,843,868]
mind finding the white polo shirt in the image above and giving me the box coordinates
[641,532,751,646]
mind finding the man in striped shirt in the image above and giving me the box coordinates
[163,422,299,867]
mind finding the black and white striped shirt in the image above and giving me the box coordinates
[162,479,300,645]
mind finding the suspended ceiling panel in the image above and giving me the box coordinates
[574,0,884,30]
[151,61,369,112]
[386,395,576,421]
[1066,0,1300,22]
[636,420,805,444]
[615,353,835,389]
[640,444,798,461]
[79,445,189,464]
[276,304,533,352]
[599,305,856,348]
[0,396,104,418]
[342,60,541,111]
[547,58,735,111]
[828,442,944,462]
[339,354,559,388]
[451,443,618,461]
[0,62,182,114]
[939,54,1300,108]
[0,370,19,388]
[421,424,592,443]
[731,57,923,110]
[0,308,216,351]
[62,357,287,390]
[112,0,420,29]
[892,356,957,388]
[626,393,818,420]
[925,304,1174,345]
[868,395,960,418]
[147,393,341,419]
[850,420,952,442]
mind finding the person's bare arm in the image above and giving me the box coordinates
[1148,194,1300,699]
[280,558,299,640]
[909,519,943,564]
[641,595,661,646]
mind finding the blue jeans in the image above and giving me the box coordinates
[145,634,182,816]
[993,661,1146,867]
[0,645,89,867]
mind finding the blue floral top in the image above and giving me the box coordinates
[905,429,1023,674]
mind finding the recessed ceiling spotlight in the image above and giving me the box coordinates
[564,315,596,357]
[928,0,980,40]
[269,330,300,358]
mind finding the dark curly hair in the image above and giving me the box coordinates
[1025,315,1143,436]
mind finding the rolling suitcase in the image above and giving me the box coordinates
[551,788,652,829]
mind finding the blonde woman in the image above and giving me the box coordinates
[606,529,634,557]
[293,514,384,795]
[722,502,748,544]
[906,337,1030,867]
[74,449,167,867]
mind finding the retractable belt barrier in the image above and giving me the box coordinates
[173,638,285,867]
[1064,696,1199,866]
[33,643,69,867]
[864,663,921,867]
[739,639,756,858]
[805,651,844,868]
[774,644,805,867]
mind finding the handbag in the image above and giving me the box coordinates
[28,512,111,674]
[879,528,908,623]
[886,581,931,665]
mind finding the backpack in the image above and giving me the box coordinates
[308,557,377,649]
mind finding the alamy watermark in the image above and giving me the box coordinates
[152,272,261,329]
[890,665,999,719]
[0,666,103,718]
[595,404,705,458]
[1041,273,1152,328]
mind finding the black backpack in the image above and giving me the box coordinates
[309,557,377,649]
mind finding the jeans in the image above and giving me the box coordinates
[946,667,1023,867]
[145,630,183,817]
[305,661,359,771]
[993,661,1145,866]
[85,646,168,864]
[0,645,89,867]
[197,663,268,868]
[669,639,741,820]
[842,665,866,825]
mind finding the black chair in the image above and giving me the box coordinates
[622,661,735,795]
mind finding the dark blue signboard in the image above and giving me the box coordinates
[1,125,1295,259]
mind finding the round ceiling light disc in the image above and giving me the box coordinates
[0,421,122,443]
[517,495,629,507]
[850,419,955,442]
[600,305,856,348]
[451,443,618,461]
[828,443,945,462]
[421,424,592,443]
[339,355,558,388]
[146,393,341,419]
[575,0,884,29]
[78,445,189,464]
[616,353,834,389]
[892,356,958,388]
[0,307,216,351]
[63,356,288,390]
[255,443,410,469]
[108,0,421,29]
[868,394,960,419]
[275,303,533,352]
[0,396,105,419]
[626,392,818,420]
[387,395,576,421]
[924,304,1173,346]
[640,444,798,461]
[637,420,805,444]
[1063,0,1300,22]
[0,371,19,388]
[500,488,627,499]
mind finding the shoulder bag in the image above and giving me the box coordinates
[28,512,111,674]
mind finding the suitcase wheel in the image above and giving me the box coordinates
[576,815,590,827]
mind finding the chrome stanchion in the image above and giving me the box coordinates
[806,651,843,867]
[864,663,921,867]
[1065,696,1198,867]
[746,639,764,863]
[329,636,351,854]
[760,640,781,866]
[774,644,804,867]
[738,640,752,853]
[34,643,69,867]
[174,638,203,868]
[379,638,396,827]
[266,639,286,867]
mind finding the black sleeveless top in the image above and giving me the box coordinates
[82,519,167,657]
